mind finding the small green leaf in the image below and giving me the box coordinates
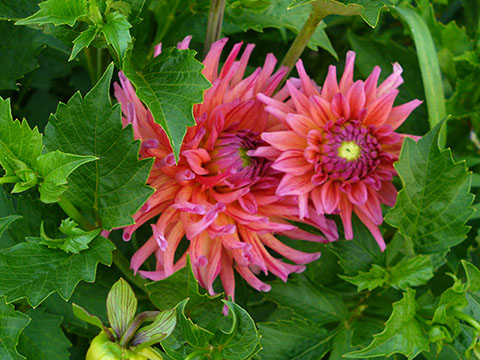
[462,260,480,292]
[0,97,42,175]
[16,0,87,26]
[216,301,260,360]
[106,278,137,338]
[39,219,101,254]
[340,264,387,291]
[123,47,210,161]
[36,151,97,203]
[259,319,330,360]
[432,277,468,331]
[132,309,176,348]
[389,255,434,290]
[45,64,154,229]
[17,308,71,360]
[101,11,132,64]
[385,119,475,254]
[0,296,30,360]
[345,289,429,359]
[70,25,100,61]
[0,236,114,307]
[174,298,214,348]
[72,303,106,331]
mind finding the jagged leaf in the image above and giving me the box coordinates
[340,264,387,291]
[39,219,101,253]
[16,0,87,26]
[389,255,434,290]
[69,25,100,61]
[0,237,114,307]
[345,290,429,359]
[44,64,154,229]
[17,308,71,360]
[132,309,176,348]
[36,151,97,203]
[101,11,132,64]
[385,120,474,254]
[0,296,30,360]
[123,47,210,161]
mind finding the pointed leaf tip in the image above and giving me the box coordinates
[107,278,138,338]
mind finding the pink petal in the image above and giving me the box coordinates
[261,131,306,151]
[363,90,399,126]
[272,150,312,175]
[386,99,423,130]
[321,180,340,213]
[377,181,397,207]
[286,113,320,137]
[354,208,386,251]
[321,65,339,101]
[331,93,351,120]
[296,59,319,97]
[235,264,271,292]
[364,66,381,104]
[261,233,321,264]
[177,36,192,50]
[339,51,355,94]
[377,62,404,97]
[277,174,315,196]
[346,80,366,120]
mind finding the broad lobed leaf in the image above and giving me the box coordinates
[0,296,30,360]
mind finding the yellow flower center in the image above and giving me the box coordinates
[337,141,361,161]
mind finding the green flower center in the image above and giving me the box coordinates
[239,147,252,167]
[337,141,361,161]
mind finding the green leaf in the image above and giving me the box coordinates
[72,303,105,331]
[36,151,97,203]
[0,97,42,172]
[389,255,434,290]
[394,6,446,143]
[288,0,390,27]
[17,308,71,360]
[69,25,100,61]
[259,318,330,360]
[101,11,132,64]
[0,0,41,20]
[16,0,87,26]
[146,258,223,330]
[340,264,387,291]
[225,0,337,58]
[0,20,50,90]
[216,301,260,360]
[462,260,480,292]
[265,275,348,326]
[0,215,22,238]
[345,290,430,359]
[0,296,30,360]
[0,236,114,307]
[122,0,146,23]
[132,309,176,348]
[123,47,210,161]
[328,215,384,274]
[39,218,101,253]
[385,120,475,254]
[106,278,137,338]
[44,63,154,229]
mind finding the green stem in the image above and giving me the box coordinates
[0,176,20,184]
[119,311,159,346]
[112,250,149,294]
[96,47,103,81]
[280,6,326,71]
[57,196,96,230]
[204,0,226,56]
[451,310,480,332]
[84,48,97,85]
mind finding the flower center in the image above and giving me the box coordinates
[337,141,361,161]
[305,119,382,182]
[208,130,270,188]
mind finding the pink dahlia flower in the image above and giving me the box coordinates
[114,37,338,301]
[254,52,421,251]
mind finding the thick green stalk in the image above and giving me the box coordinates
[58,196,96,230]
[280,6,326,71]
[0,176,20,184]
[204,0,226,55]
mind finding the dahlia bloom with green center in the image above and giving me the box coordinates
[114,38,338,302]
[254,52,421,250]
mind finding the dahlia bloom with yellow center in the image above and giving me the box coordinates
[254,52,421,250]
[114,38,338,301]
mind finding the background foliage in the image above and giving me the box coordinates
[0,0,479,359]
